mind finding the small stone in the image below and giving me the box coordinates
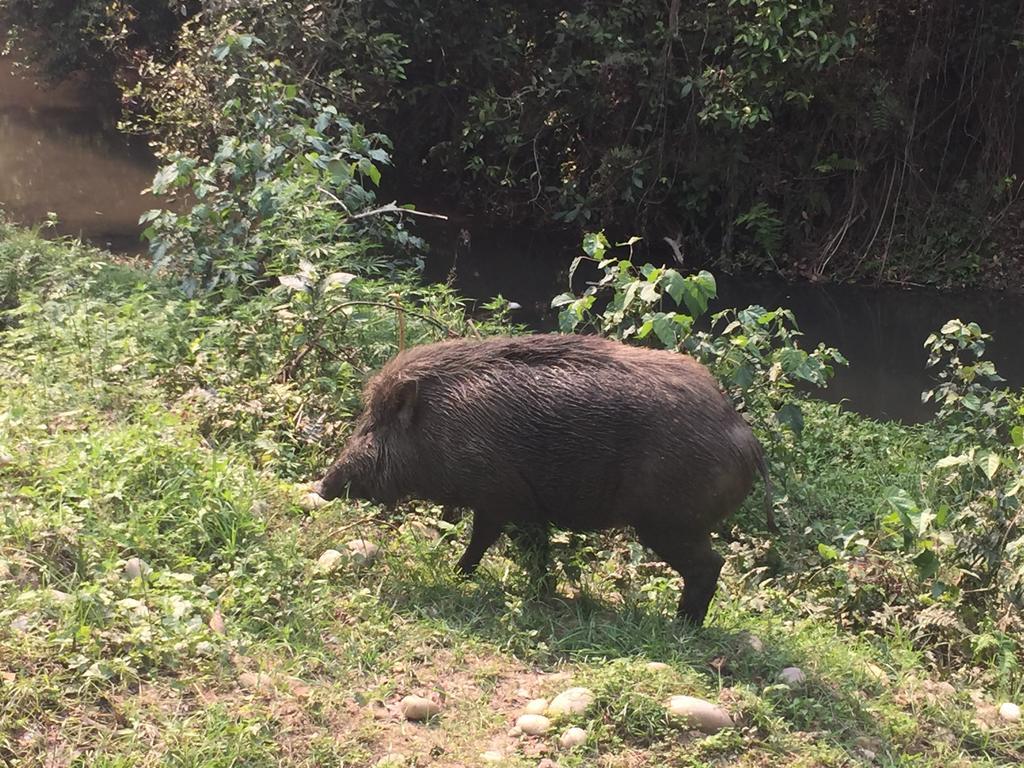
[507,726,522,737]
[195,641,215,657]
[404,520,440,541]
[645,662,671,672]
[345,539,380,566]
[998,702,1021,723]
[741,632,764,653]
[299,492,329,511]
[666,695,735,733]
[123,557,149,580]
[208,608,226,635]
[375,754,406,768]
[854,736,883,753]
[547,687,594,717]
[864,663,889,686]
[778,667,806,687]
[284,676,312,698]
[0,450,12,466]
[515,713,551,735]
[250,500,270,516]
[317,549,344,572]
[48,589,72,606]
[399,694,441,721]
[480,751,504,764]
[923,680,956,701]
[558,726,587,749]
[523,698,548,715]
[238,671,274,693]
[536,760,559,768]
[10,615,30,633]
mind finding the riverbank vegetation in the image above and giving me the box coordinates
[1,4,1023,766]
[4,0,1024,290]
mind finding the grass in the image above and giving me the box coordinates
[1,229,1023,766]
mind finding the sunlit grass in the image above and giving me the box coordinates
[1,227,1022,766]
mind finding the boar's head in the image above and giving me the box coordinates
[315,377,419,504]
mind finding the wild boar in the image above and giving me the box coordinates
[315,333,771,626]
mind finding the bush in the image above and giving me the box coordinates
[553,232,846,473]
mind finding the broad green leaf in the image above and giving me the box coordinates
[639,282,660,303]
[662,270,687,306]
[323,272,356,290]
[651,313,678,348]
[582,232,608,259]
[978,452,1001,481]
[775,403,804,436]
[731,364,754,389]
[278,275,307,292]
[550,292,577,309]
[817,543,838,561]
[935,454,970,469]
[913,549,940,579]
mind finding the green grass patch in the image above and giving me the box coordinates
[2,226,1022,766]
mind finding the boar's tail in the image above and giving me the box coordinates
[755,448,777,533]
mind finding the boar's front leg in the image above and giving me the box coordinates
[455,511,504,576]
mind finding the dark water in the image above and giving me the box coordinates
[420,222,1024,424]
[0,56,155,250]
[2,57,1021,424]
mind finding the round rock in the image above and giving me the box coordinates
[645,662,670,672]
[317,549,344,573]
[666,695,735,733]
[399,694,441,721]
[123,557,149,580]
[238,671,274,693]
[299,491,329,511]
[346,539,380,566]
[778,666,806,687]
[208,608,226,635]
[480,752,504,764]
[515,713,551,735]
[0,450,12,466]
[864,663,889,686]
[523,698,549,715]
[998,702,1021,723]
[741,632,765,653]
[547,687,594,717]
[558,726,587,749]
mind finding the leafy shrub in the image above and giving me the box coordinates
[811,320,1024,687]
[552,232,846,456]
[140,34,412,294]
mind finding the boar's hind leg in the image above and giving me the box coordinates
[638,529,724,627]
[455,512,504,576]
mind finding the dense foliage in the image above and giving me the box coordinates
[4,0,1022,288]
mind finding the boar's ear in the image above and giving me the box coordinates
[386,378,418,429]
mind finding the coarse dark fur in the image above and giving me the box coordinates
[315,333,772,626]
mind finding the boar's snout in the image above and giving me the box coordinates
[316,432,381,502]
